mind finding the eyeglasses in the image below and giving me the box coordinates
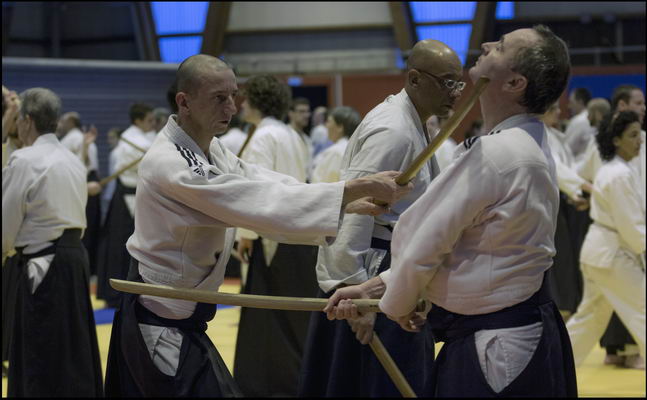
[416,69,466,92]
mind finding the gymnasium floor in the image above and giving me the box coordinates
[2,278,645,397]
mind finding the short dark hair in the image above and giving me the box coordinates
[611,84,640,111]
[244,75,291,120]
[19,87,61,134]
[572,88,592,106]
[596,110,640,161]
[510,25,571,114]
[167,80,178,113]
[290,97,310,111]
[330,106,361,138]
[129,102,153,124]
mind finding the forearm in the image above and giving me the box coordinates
[359,275,387,299]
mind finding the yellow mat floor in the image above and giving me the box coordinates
[2,280,645,397]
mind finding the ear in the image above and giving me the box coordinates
[176,92,189,113]
[504,72,527,95]
[407,69,421,88]
[612,135,622,148]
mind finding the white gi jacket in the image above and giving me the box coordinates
[379,114,559,316]
[564,110,594,163]
[316,89,439,292]
[60,127,99,172]
[113,124,154,216]
[238,117,312,262]
[580,155,645,270]
[434,137,458,171]
[127,115,345,319]
[545,125,587,199]
[311,137,348,183]
[218,127,247,156]
[2,133,87,291]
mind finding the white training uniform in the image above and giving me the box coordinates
[564,109,594,164]
[311,137,348,183]
[434,136,458,171]
[379,114,558,393]
[566,155,646,365]
[218,127,247,156]
[113,124,154,217]
[311,123,331,157]
[545,125,588,200]
[128,115,345,375]
[316,89,439,292]
[239,116,311,262]
[2,133,87,292]
[60,127,99,172]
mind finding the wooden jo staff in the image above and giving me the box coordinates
[110,279,426,314]
[98,157,142,187]
[367,76,490,398]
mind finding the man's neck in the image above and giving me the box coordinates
[290,122,304,135]
[480,99,526,133]
[176,116,211,155]
[405,87,432,126]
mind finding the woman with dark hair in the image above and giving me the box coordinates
[566,110,645,369]
[311,106,361,183]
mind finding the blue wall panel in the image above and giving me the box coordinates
[568,74,646,101]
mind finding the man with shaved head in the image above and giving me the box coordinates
[326,26,577,397]
[299,39,463,397]
[103,54,414,397]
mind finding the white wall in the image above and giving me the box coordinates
[228,2,392,31]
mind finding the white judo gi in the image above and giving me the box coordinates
[311,137,348,183]
[379,114,560,392]
[126,115,344,375]
[566,155,646,366]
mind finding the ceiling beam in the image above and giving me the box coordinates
[131,2,160,61]
[201,2,232,57]
[389,1,416,54]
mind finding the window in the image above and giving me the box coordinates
[151,2,209,62]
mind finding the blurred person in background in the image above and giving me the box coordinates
[566,110,645,371]
[96,102,154,308]
[234,74,316,397]
[311,105,332,157]
[542,101,591,320]
[219,113,247,155]
[311,106,361,183]
[152,107,171,134]
[565,87,593,163]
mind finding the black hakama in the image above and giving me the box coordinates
[2,254,21,364]
[600,312,637,355]
[83,170,102,277]
[96,179,135,308]
[547,193,583,313]
[104,260,241,397]
[7,229,103,397]
[298,240,435,397]
[427,275,577,397]
[233,239,319,397]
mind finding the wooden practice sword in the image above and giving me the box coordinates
[110,279,426,313]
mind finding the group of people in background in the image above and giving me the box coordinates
[1,24,644,398]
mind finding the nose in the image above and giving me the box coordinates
[481,42,492,55]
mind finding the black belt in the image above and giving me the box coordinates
[429,274,551,343]
[370,237,391,251]
[15,228,82,260]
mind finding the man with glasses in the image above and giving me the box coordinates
[326,25,577,397]
[299,39,463,397]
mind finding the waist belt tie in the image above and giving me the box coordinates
[15,228,83,261]
[429,274,551,343]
